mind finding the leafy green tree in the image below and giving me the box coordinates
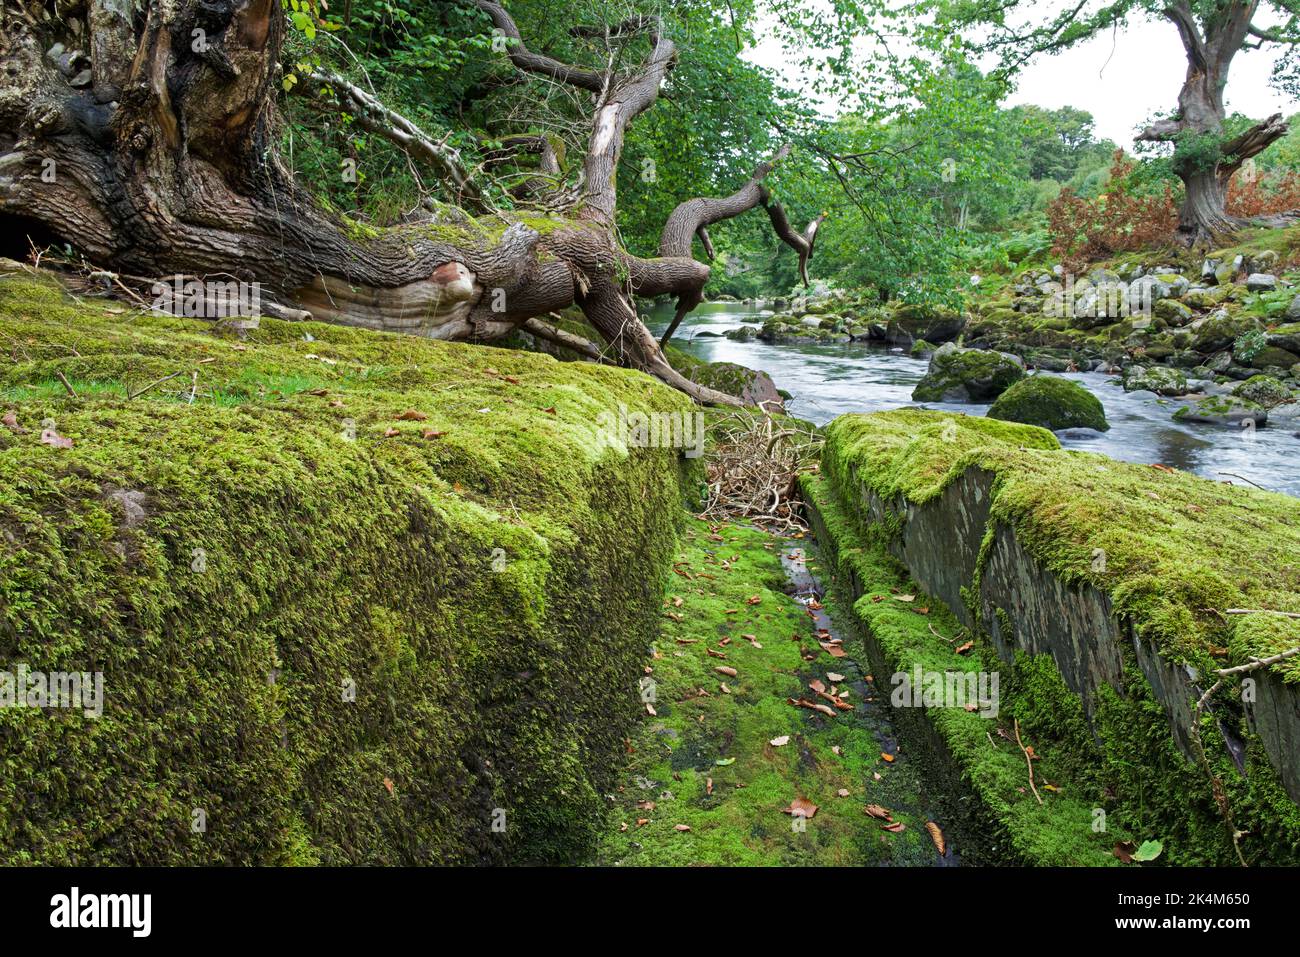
[920,0,1300,243]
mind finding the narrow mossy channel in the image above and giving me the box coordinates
[595,518,951,866]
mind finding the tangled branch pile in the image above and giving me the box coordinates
[701,411,822,532]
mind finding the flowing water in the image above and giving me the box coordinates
[648,301,1300,497]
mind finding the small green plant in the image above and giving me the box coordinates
[1233,328,1268,362]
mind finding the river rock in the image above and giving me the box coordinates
[912,343,1025,402]
[885,304,967,346]
[1122,365,1189,396]
[1267,323,1300,354]
[1246,273,1279,292]
[987,374,1109,432]
[1173,395,1268,427]
[1233,375,1294,408]
[1190,310,1261,353]
[1249,345,1300,369]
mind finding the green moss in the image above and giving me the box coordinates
[595,520,936,866]
[799,473,1122,865]
[0,269,702,864]
[807,409,1300,864]
[987,374,1109,431]
[821,409,1299,672]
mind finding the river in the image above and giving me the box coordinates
[647,300,1300,498]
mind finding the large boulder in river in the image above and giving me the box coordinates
[987,374,1109,432]
[1122,365,1188,396]
[885,304,966,346]
[1232,375,1294,409]
[1173,395,1268,428]
[912,343,1024,402]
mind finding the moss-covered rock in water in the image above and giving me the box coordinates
[1122,364,1188,396]
[664,346,784,412]
[1232,375,1294,409]
[885,304,967,346]
[909,339,936,358]
[987,375,1109,432]
[912,343,1025,403]
[0,269,701,865]
[807,409,1300,865]
[1172,394,1269,427]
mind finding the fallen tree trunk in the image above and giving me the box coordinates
[0,0,824,406]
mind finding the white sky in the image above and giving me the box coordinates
[743,4,1300,147]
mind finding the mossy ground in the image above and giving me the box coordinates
[0,266,699,864]
[809,409,1300,865]
[595,518,945,866]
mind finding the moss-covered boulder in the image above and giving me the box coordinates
[1190,310,1260,354]
[1173,394,1269,427]
[885,304,967,346]
[911,343,1025,402]
[1122,364,1189,396]
[665,346,784,412]
[909,338,936,358]
[987,374,1109,431]
[1232,374,1294,409]
[0,269,700,865]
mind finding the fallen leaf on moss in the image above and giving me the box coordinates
[881,821,906,833]
[837,789,850,798]
[894,594,915,603]
[382,427,400,438]
[674,824,692,832]
[396,409,428,421]
[770,735,790,747]
[40,428,73,449]
[782,797,818,819]
[827,672,845,683]
[864,804,892,821]
[715,666,738,677]
[383,777,394,794]
[926,821,946,855]
[881,752,895,763]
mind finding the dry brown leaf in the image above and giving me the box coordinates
[674,823,691,832]
[40,428,73,449]
[881,752,895,763]
[925,821,946,855]
[382,427,400,438]
[422,429,447,440]
[396,409,428,421]
[827,672,845,683]
[782,797,818,819]
[864,804,893,821]
[769,735,790,747]
[837,789,850,798]
[881,821,906,833]
[715,666,738,677]
[383,777,394,794]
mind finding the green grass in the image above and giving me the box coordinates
[595,519,942,866]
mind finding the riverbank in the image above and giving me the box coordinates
[0,264,698,864]
[803,409,1300,866]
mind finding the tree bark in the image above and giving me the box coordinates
[1137,1,1289,245]
[0,0,824,408]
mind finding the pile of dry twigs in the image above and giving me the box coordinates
[700,410,822,532]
